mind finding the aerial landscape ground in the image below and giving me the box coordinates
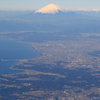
[0,4,100,100]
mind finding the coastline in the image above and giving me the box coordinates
[0,37,40,74]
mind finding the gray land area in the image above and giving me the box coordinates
[1,9,100,100]
[0,31,100,100]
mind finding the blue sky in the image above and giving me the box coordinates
[0,0,100,11]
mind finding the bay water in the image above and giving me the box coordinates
[0,38,39,74]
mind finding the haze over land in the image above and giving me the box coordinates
[0,3,100,100]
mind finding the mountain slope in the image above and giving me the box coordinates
[13,4,86,23]
[35,4,65,14]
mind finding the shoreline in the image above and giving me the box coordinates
[0,37,41,74]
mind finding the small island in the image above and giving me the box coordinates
[1,58,9,61]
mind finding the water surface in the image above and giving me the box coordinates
[0,38,39,74]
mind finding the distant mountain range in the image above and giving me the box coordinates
[1,4,100,19]
[0,4,100,33]
[13,4,86,23]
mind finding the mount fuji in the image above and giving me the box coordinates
[35,4,66,14]
[17,4,81,22]
[0,4,99,35]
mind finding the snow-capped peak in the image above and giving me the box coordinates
[35,4,65,14]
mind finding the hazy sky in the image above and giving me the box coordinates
[0,0,100,11]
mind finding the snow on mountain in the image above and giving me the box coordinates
[35,4,66,14]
